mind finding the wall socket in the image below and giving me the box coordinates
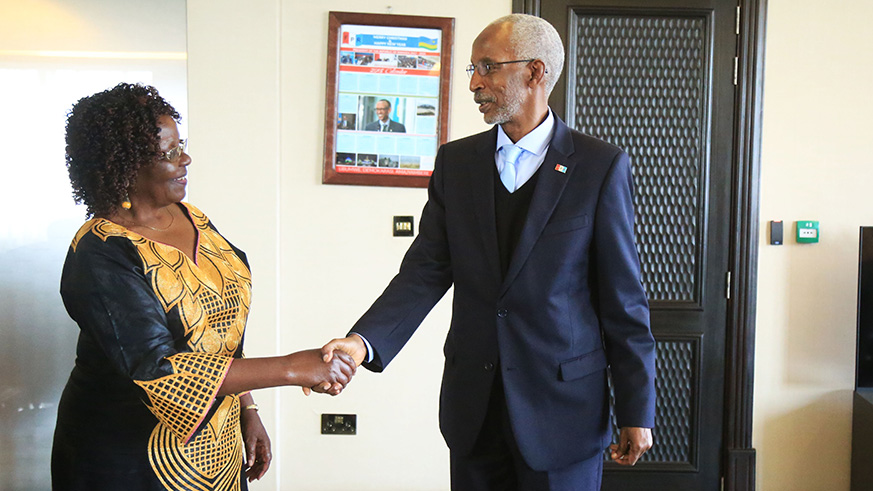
[321,414,356,435]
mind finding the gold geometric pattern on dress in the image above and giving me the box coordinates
[70,203,252,489]
[134,352,232,443]
[148,396,242,491]
[77,204,252,358]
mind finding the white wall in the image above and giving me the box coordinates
[754,0,873,490]
[186,1,504,489]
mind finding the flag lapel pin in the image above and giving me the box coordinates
[555,164,567,174]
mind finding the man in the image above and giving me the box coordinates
[323,14,655,490]
[364,99,406,132]
[337,113,355,130]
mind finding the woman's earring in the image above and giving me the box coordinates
[121,195,132,210]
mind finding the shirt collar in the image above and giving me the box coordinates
[496,108,555,157]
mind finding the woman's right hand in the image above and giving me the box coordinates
[289,349,356,396]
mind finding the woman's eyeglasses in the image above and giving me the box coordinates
[161,140,187,162]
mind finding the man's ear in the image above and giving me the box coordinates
[528,59,547,87]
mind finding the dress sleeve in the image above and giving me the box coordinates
[61,230,232,443]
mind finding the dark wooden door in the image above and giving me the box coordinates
[537,0,738,489]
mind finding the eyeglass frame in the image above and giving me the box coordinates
[465,59,546,78]
[160,139,187,162]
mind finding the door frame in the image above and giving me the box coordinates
[512,1,767,489]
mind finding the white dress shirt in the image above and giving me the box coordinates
[495,109,555,189]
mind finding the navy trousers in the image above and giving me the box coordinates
[450,372,604,491]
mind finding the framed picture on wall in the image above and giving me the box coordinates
[322,11,454,188]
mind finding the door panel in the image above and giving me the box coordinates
[539,0,736,489]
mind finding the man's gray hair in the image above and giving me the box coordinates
[489,14,565,95]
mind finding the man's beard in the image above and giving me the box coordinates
[478,79,525,125]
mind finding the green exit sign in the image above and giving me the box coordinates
[795,221,819,244]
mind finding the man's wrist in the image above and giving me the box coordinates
[349,332,373,364]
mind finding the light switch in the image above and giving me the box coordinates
[393,216,414,237]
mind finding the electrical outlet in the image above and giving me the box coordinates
[321,414,356,435]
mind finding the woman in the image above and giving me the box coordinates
[52,83,355,490]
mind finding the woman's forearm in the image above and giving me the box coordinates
[219,357,291,396]
[217,349,355,396]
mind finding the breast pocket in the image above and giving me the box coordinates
[542,214,590,237]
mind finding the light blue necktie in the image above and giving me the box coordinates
[500,144,524,193]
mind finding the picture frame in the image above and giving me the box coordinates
[322,11,454,188]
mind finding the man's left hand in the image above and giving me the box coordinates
[609,427,652,466]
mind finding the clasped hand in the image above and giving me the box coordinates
[297,348,357,396]
[302,335,367,396]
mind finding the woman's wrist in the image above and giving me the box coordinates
[241,403,261,422]
[282,352,304,387]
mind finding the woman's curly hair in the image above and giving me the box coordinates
[65,83,181,218]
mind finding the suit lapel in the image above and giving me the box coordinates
[499,118,576,297]
[465,127,502,283]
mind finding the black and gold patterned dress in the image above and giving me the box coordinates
[52,203,252,491]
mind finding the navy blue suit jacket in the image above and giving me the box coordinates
[351,116,656,471]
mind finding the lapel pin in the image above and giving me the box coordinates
[555,164,567,174]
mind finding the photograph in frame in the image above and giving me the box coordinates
[323,12,454,188]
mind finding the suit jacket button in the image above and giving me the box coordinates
[484,362,494,371]
[497,309,508,318]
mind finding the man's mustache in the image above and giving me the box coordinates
[473,93,495,104]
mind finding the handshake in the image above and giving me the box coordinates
[298,335,368,396]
